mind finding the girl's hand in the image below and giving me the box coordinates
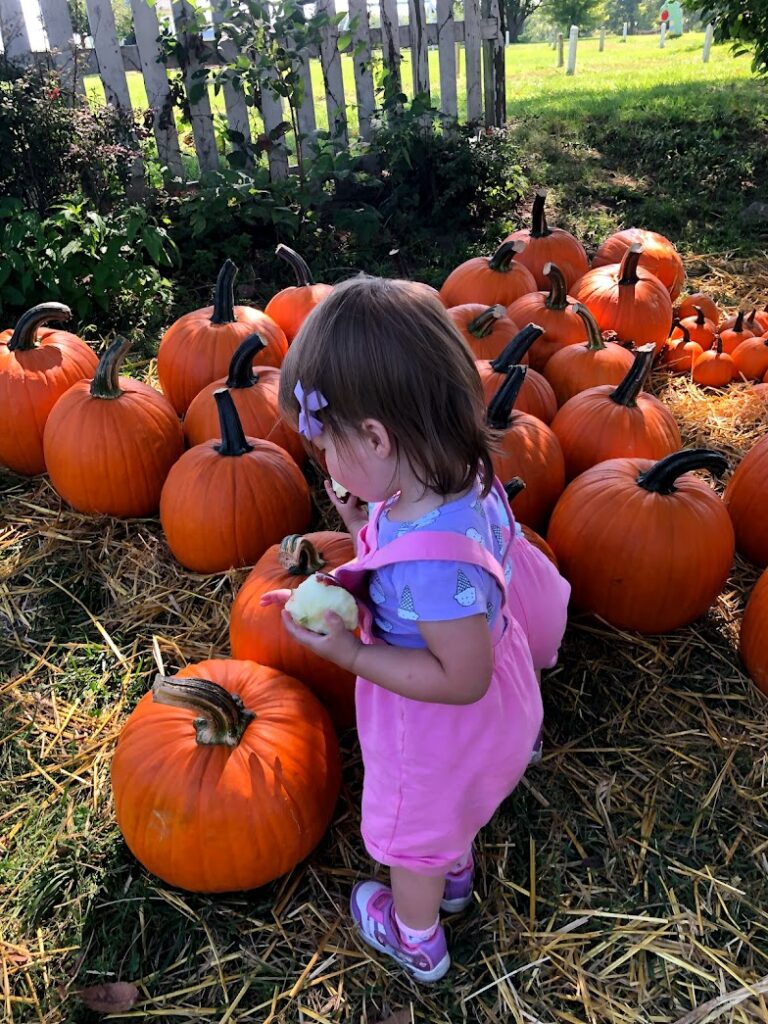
[259,588,292,608]
[325,479,368,536]
[281,608,362,673]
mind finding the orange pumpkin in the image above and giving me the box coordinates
[671,305,716,350]
[264,244,333,343]
[183,333,304,464]
[502,190,589,292]
[160,389,310,572]
[487,365,565,531]
[158,260,288,415]
[551,344,681,480]
[506,262,587,372]
[677,292,720,326]
[723,434,768,567]
[719,311,754,355]
[740,569,768,695]
[0,303,98,476]
[230,532,356,728]
[751,305,768,334]
[43,337,183,517]
[477,324,556,423]
[731,336,768,382]
[573,243,673,352]
[504,478,558,565]
[543,303,635,406]
[692,336,736,388]
[548,449,734,633]
[660,322,703,373]
[440,240,538,308]
[592,228,685,301]
[111,659,341,892]
[448,303,521,361]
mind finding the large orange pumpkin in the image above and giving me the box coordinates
[740,569,768,695]
[548,448,734,633]
[692,336,736,388]
[502,190,589,292]
[487,365,565,531]
[543,303,635,406]
[573,243,673,352]
[660,322,703,374]
[158,260,288,415]
[677,292,720,326]
[264,244,333,343]
[0,303,98,476]
[476,324,556,423]
[506,262,587,372]
[723,434,768,567]
[230,532,356,729]
[671,305,716,351]
[731,335,768,382]
[183,333,304,464]
[111,659,341,892]
[719,311,754,355]
[448,303,521,361]
[439,240,538,308]
[161,390,310,573]
[43,336,183,517]
[592,228,685,301]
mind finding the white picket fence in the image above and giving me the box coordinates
[0,0,507,184]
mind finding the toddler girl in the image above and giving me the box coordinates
[261,277,569,983]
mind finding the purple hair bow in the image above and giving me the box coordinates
[294,379,328,440]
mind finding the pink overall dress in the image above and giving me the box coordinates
[334,478,567,877]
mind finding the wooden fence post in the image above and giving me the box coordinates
[659,21,666,47]
[482,0,505,127]
[566,24,577,75]
[622,21,628,42]
[599,27,605,52]
[0,0,31,61]
[463,0,482,123]
[315,0,348,146]
[211,0,253,167]
[171,0,219,177]
[348,0,376,139]
[556,32,563,68]
[437,0,459,120]
[37,0,85,96]
[703,23,713,62]
[130,0,183,182]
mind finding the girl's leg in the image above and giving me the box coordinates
[390,866,444,931]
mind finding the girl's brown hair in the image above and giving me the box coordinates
[279,275,496,496]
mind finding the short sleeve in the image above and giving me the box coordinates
[388,560,499,624]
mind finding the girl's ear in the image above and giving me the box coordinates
[360,418,393,460]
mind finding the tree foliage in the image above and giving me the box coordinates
[546,0,604,31]
[503,0,543,41]
[685,1,768,74]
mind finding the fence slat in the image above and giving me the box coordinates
[348,0,375,138]
[37,0,84,95]
[379,0,401,95]
[171,0,218,174]
[435,0,457,119]
[463,0,482,123]
[130,0,183,181]
[260,72,290,180]
[84,0,131,107]
[408,0,430,99]
[293,50,317,165]
[315,0,348,144]
[482,0,504,126]
[211,0,253,165]
[0,0,31,59]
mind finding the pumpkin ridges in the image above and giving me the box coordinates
[741,569,768,694]
[592,227,685,300]
[507,262,587,372]
[723,434,768,567]
[543,303,635,406]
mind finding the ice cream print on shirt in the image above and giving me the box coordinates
[370,571,386,605]
[397,585,420,620]
[465,527,484,545]
[454,569,477,607]
[395,508,440,537]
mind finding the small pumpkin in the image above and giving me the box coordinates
[504,478,558,565]
[671,305,716,350]
[506,262,587,372]
[183,333,304,464]
[719,311,754,355]
[692,336,736,388]
[440,240,538,309]
[160,389,310,573]
[740,569,768,695]
[723,434,768,567]
[230,532,356,728]
[264,244,333,343]
[592,228,685,301]
[158,260,288,415]
[43,336,183,517]
[111,660,341,893]
[551,344,681,480]
[502,190,589,292]
[543,303,635,406]
[750,305,768,334]
[476,324,556,423]
[573,243,673,352]
[487,365,565,532]
[0,303,98,476]
[677,292,720,326]
[448,303,521,361]
[547,448,734,634]
[661,321,703,374]
[731,335,768,382]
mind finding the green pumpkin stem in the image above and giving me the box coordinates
[636,448,729,496]
[468,305,506,338]
[8,303,72,352]
[213,388,253,456]
[610,343,656,408]
[278,535,327,575]
[504,477,526,502]
[572,303,607,352]
[276,244,314,286]
[617,243,644,287]
[490,324,544,372]
[90,336,131,399]
[225,334,267,389]
[487,365,526,429]
[210,259,238,325]
[488,239,527,273]
[530,189,552,239]
[543,263,569,310]
[152,675,255,747]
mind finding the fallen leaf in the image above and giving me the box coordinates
[76,982,139,1013]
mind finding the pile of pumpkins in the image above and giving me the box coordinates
[2,192,767,895]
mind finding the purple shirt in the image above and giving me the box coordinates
[369,484,513,648]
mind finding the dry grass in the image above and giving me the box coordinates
[3,258,768,1023]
